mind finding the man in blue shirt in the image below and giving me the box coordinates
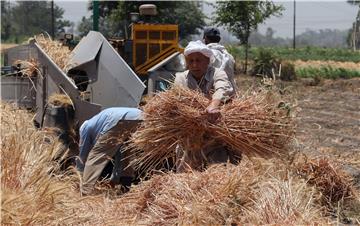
[76,107,143,195]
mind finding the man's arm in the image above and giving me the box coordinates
[206,69,235,122]
[212,69,235,103]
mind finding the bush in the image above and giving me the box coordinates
[251,48,280,78]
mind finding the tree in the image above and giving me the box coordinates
[77,16,93,37]
[1,1,13,41]
[78,1,119,37]
[2,1,71,43]
[265,27,275,40]
[214,1,283,73]
[347,0,360,5]
[78,1,206,40]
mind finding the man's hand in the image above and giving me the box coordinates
[206,99,221,123]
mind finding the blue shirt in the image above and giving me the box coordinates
[76,107,143,172]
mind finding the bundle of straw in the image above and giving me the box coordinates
[128,85,295,172]
[48,93,74,108]
[13,58,40,77]
[295,157,354,206]
[0,102,80,225]
[34,34,71,71]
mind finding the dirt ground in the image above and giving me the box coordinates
[236,75,360,185]
[292,60,360,70]
[1,43,18,53]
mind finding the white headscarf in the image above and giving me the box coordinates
[184,40,214,61]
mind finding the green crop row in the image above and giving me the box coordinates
[295,66,360,79]
[227,46,360,63]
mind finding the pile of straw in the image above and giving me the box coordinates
[1,102,78,224]
[3,101,356,224]
[111,158,328,225]
[129,85,295,172]
[34,34,71,71]
[0,101,120,225]
[295,157,355,206]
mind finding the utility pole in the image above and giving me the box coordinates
[93,1,99,31]
[293,0,296,49]
[51,0,55,39]
[353,22,356,51]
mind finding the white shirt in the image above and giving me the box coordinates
[207,43,237,90]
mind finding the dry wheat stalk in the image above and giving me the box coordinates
[295,157,354,207]
[48,93,74,108]
[13,59,40,78]
[1,102,79,225]
[34,33,71,71]
[109,158,330,225]
[128,85,295,173]
[243,176,322,224]
[1,101,340,225]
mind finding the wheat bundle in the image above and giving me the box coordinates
[0,102,80,225]
[295,157,354,206]
[122,163,254,225]
[129,85,295,172]
[13,58,40,77]
[48,93,74,108]
[244,176,321,225]
[34,34,71,71]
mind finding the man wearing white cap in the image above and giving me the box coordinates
[175,40,235,118]
[174,40,239,172]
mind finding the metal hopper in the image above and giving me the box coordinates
[33,31,145,127]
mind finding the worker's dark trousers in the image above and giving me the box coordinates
[176,143,241,172]
[81,121,137,195]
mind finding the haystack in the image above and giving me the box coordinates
[128,85,295,173]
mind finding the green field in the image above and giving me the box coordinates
[227,46,360,79]
[227,46,360,63]
[296,66,360,79]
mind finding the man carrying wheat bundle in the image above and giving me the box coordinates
[174,40,241,172]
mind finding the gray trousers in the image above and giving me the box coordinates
[81,121,137,195]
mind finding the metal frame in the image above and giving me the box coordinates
[32,31,146,127]
[131,24,182,75]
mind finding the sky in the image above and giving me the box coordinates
[257,1,358,38]
[55,0,359,39]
